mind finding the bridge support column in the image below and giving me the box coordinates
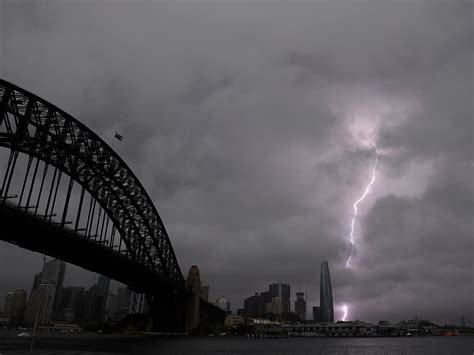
[146,290,186,333]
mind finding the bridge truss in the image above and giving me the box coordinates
[0,79,184,289]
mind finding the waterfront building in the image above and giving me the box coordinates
[283,321,376,337]
[320,261,334,323]
[294,291,306,321]
[225,314,245,327]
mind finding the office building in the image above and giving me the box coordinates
[95,275,110,321]
[294,291,306,321]
[243,282,292,318]
[105,292,118,320]
[24,289,48,325]
[270,297,283,316]
[97,276,110,297]
[313,306,323,322]
[3,290,27,324]
[269,281,290,314]
[41,259,66,316]
[31,273,42,295]
[25,258,66,324]
[80,276,110,323]
[320,261,334,323]
[56,286,84,323]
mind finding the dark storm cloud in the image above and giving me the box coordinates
[1,0,472,323]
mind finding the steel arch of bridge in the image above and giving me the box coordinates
[0,79,183,285]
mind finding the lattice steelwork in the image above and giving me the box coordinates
[0,79,183,284]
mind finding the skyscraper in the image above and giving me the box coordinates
[244,292,270,317]
[3,290,27,324]
[96,275,110,297]
[81,285,95,323]
[185,265,202,332]
[56,286,84,323]
[24,289,48,325]
[294,291,306,321]
[31,273,42,296]
[96,275,110,322]
[25,258,66,325]
[269,281,291,314]
[105,292,118,320]
[80,276,111,323]
[270,297,283,316]
[41,259,66,311]
[320,261,334,323]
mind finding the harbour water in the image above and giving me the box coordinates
[1,331,473,354]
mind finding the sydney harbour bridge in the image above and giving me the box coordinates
[0,79,225,332]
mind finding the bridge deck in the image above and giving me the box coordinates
[0,199,186,295]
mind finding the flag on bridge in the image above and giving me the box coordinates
[114,132,124,141]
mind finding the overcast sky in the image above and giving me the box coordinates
[0,0,472,324]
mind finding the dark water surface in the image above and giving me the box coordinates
[1,331,473,354]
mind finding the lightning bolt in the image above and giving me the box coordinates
[342,304,348,321]
[346,143,379,268]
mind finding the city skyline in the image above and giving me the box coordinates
[0,257,470,326]
[0,0,472,325]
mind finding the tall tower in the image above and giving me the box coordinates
[269,281,291,314]
[320,261,334,323]
[294,291,306,321]
[25,258,66,324]
[185,265,201,333]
